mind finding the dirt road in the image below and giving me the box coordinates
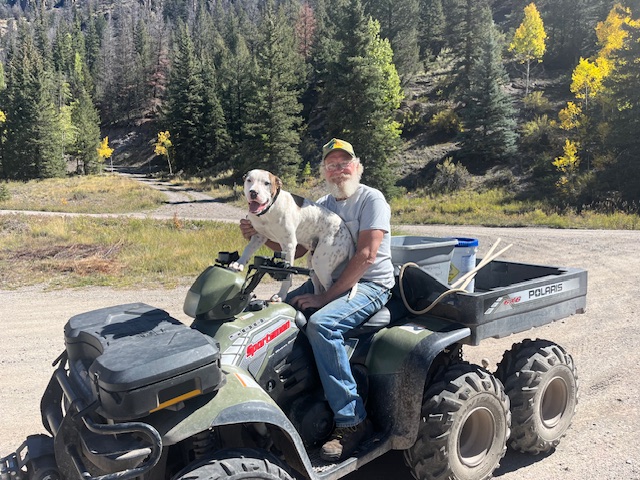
[2,186,640,479]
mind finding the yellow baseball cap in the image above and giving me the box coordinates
[322,138,356,161]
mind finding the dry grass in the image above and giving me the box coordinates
[0,215,260,289]
[0,175,165,213]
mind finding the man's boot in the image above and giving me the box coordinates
[320,418,373,462]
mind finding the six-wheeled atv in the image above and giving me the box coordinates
[1,248,587,480]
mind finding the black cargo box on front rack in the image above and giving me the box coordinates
[64,303,224,420]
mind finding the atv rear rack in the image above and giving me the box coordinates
[403,259,588,345]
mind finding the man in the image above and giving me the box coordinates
[240,138,395,461]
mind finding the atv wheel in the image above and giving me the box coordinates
[404,363,510,480]
[173,448,295,480]
[496,339,578,454]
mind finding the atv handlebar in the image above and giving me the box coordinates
[251,255,311,278]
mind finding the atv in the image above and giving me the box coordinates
[1,247,587,480]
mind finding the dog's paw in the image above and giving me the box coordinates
[269,294,283,303]
[229,261,245,272]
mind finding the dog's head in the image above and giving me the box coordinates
[243,169,283,215]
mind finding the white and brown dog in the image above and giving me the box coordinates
[230,169,355,302]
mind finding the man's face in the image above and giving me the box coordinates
[323,150,360,199]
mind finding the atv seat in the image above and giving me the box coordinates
[295,306,392,338]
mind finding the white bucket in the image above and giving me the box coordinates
[448,238,479,292]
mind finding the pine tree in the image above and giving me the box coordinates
[85,10,105,82]
[460,16,518,165]
[319,0,403,196]
[218,15,257,150]
[240,0,304,179]
[111,16,144,122]
[70,88,101,174]
[194,58,231,173]
[295,2,317,59]
[439,0,486,94]
[365,0,420,82]
[418,0,445,59]
[94,15,117,122]
[602,15,640,201]
[134,17,154,116]
[165,21,203,173]
[3,21,64,180]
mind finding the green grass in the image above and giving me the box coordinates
[0,175,166,213]
[390,188,640,229]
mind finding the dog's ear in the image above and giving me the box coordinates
[269,173,283,195]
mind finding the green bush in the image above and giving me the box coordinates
[523,91,551,114]
[428,108,462,137]
[521,115,556,150]
[431,157,470,194]
[0,183,10,202]
[400,105,425,135]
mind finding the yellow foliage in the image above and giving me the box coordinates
[509,3,547,62]
[0,110,6,123]
[154,131,174,175]
[154,131,172,157]
[596,4,632,58]
[553,139,579,173]
[558,102,583,130]
[553,139,580,190]
[97,137,114,159]
[570,57,605,103]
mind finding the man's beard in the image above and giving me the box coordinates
[326,173,361,200]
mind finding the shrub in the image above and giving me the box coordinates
[0,183,9,202]
[521,115,556,150]
[431,157,470,194]
[428,108,462,138]
[523,91,551,114]
[400,104,426,135]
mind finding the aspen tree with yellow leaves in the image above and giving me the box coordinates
[97,137,114,172]
[553,139,580,198]
[570,57,608,111]
[509,3,546,96]
[154,131,173,175]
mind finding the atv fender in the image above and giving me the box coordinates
[366,322,471,449]
[151,365,315,477]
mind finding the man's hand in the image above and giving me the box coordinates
[290,292,329,311]
[239,218,257,240]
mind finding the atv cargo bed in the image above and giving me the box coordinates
[421,260,587,345]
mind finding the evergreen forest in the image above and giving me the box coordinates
[0,0,639,212]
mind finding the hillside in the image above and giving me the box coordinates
[1,0,639,211]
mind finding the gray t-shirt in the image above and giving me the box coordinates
[317,185,395,289]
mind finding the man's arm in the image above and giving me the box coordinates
[290,228,384,310]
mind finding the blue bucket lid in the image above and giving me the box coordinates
[454,237,479,247]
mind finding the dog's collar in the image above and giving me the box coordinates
[255,188,281,216]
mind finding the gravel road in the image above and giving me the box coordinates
[1,176,639,479]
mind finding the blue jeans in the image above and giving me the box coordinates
[286,281,391,427]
